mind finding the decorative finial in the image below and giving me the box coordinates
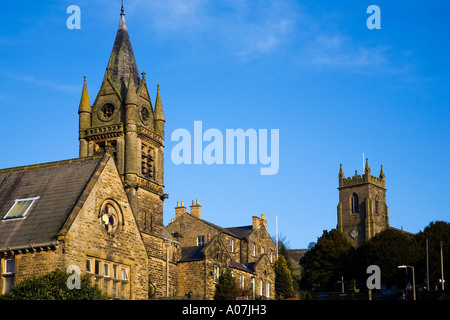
[83,75,86,82]
[121,0,124,16]
[141,71,146,79]
[157,83,160,90]
[379,164,385,179]
[338,163,344,179]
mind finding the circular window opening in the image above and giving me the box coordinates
[99,199,123,236]
[140,106,150,124]
[98,103,115,121]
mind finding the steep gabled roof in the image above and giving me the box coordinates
[0,156,106,252]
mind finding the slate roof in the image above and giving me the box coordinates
[224,226,253,239]
[0,156,103,252]
[230,261,255,274]
[179,246,204,262]
[179,245,256,274]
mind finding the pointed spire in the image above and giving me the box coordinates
[119,1,126,31]
[78,75,90,113]
[338,163,345,187]
[338,163,344,178]
[364,158,371,175]
[105,3,140,99]
[154,84,165,121]
[379,165,385,179]
[125,67,138,106]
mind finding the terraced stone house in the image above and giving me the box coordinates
[167,201,275,300]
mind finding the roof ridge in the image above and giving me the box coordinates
[0,156,103,174]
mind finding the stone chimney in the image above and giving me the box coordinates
[175,201,186,219]
[252,216,260,229]
[260,214,267,229]
[190,199,201,219]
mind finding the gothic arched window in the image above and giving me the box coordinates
[351,193,359,214]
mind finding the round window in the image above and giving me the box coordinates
[98,103,116,121]
[140,106,150,124]
[99,200,123,236]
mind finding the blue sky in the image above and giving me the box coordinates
[1,1,450,249]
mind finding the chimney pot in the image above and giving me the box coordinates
[190,199,201,219]
[260,214,267,229]
[175,201,186,219]
[252,216,260,229]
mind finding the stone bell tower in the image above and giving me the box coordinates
[77,5,166,237]
[337,159,389,247]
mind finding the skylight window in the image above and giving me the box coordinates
[3,197,40,220]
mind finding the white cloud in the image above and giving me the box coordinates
[128,0,300,58]
[125,0,408,72]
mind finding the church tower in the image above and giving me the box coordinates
[337,159,389,247]
[77,5,166,237]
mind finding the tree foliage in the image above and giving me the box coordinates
[274,255,295,299]
[300,229,353,291]
[414,221,450,289]
[352,228,420,288]
[0,269,107,300]
[214,268,239,300]
[299,221,450,293]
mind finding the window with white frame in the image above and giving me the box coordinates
[239,273,245,289]
[251,243,256,256]
[229,239,234,252]
[121,267,128,281]
[197,236,205,246]
[265,281,270,298]
[259,279,263,296]
[104,263,110,278]
[2,259,15,294]
[213,265,220,283]
[86,258,129,299]
[86,259,92,273]
[94,260,101,275]
[3,197,39,220]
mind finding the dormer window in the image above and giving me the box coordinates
[3,197,39,220]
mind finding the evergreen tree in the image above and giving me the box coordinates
[300,229,353,291]
[352,228,420,289]
[214,268,239,300]
[274,255,295,299]
[414,221,450,290]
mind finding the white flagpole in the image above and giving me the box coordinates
[363,152,365,172]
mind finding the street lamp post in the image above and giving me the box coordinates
[398,265,416,300]
[440,241,445,291]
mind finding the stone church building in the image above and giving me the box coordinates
[337,159,390,247]
[0,6,275,299]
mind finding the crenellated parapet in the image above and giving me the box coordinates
[338,159,385,189]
